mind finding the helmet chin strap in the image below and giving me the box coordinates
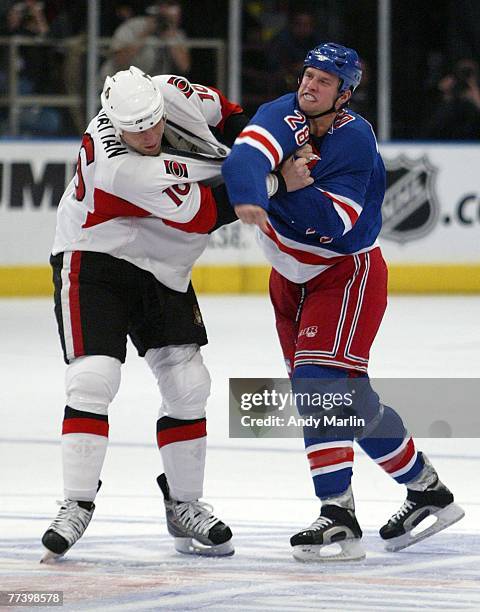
[302,93,346,120]
[303,104,337,119]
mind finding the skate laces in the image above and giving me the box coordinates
[309,515,334,531]
[391,499,416,522]
[49,500,93,544]
[174,500,220,536]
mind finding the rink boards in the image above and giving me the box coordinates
[0,141,479,295]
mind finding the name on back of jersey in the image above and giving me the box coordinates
[96,112,128,158]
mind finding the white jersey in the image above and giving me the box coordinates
[52,75,241,292]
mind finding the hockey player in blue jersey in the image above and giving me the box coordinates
[223,42,464,561]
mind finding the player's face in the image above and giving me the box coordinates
[121,117,165,156]
[298,67,343,114]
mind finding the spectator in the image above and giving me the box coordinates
[0,1,48,94]
[0,1,61,135]
[423,58,480,139]
[99,0,190,84]
[267,9,319,95]
[102,1,137,37]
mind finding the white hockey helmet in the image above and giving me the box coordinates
[101,66,165,134]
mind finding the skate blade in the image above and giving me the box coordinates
[40,548,66,564]
[385,503,465,552]
[292,539,366,563]
[174,537,235,557]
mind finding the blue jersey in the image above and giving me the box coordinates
[222,93,385,283]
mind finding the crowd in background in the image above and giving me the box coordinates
[0,0,479,139]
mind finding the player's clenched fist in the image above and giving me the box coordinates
[294,143,319,161]
[280,156,314,192]
[234,204,269,232]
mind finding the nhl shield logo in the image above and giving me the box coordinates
[382,155,439,243]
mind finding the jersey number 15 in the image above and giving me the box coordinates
[75,133,95,201]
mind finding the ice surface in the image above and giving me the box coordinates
[1,296,479,611]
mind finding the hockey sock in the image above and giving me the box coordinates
[156,416,206,501]
[292,365,354,499]
[62,406,108,501]
[357,405,425,484]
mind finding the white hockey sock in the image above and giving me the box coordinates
[62,406,109,501]
[156,416,206,501]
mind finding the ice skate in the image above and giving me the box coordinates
[41,499,96,563]
[380,478,465,552]
[290,504,365,562]
[41,481,101,562]
[157,474,234,557]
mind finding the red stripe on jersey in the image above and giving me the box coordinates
[295,353,368,369]
[379,438,416,474]
[83,188,150,228]
[238,129,281,167]
[322,190,360,226]
[69,251,84,357]
[62,417,109,437]
[308,446,354,470]
[157,420,207,448]
[162,184,217,233]
[307,140,321,171]
[207,85,244,132]
[264,224,347,265]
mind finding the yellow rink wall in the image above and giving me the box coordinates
[1,264,479,297]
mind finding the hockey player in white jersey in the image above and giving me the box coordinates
[42,67,242,562]
[41,66,311,563]
[41,67,245,562]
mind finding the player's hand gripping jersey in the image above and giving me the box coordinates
[222,93,386,283]
[52,76,243,292]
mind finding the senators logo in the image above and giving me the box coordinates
[168,76,194,98]
[164,159,189,178]
[193,305,204,326]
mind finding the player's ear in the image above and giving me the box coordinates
[336,89,352,110]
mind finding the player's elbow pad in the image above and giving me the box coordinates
[221,154,236,183]
[301,192,346,239]
[208,184,238,232]
[222,112,250,146]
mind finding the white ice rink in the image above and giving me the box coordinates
[1,295,480,611]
